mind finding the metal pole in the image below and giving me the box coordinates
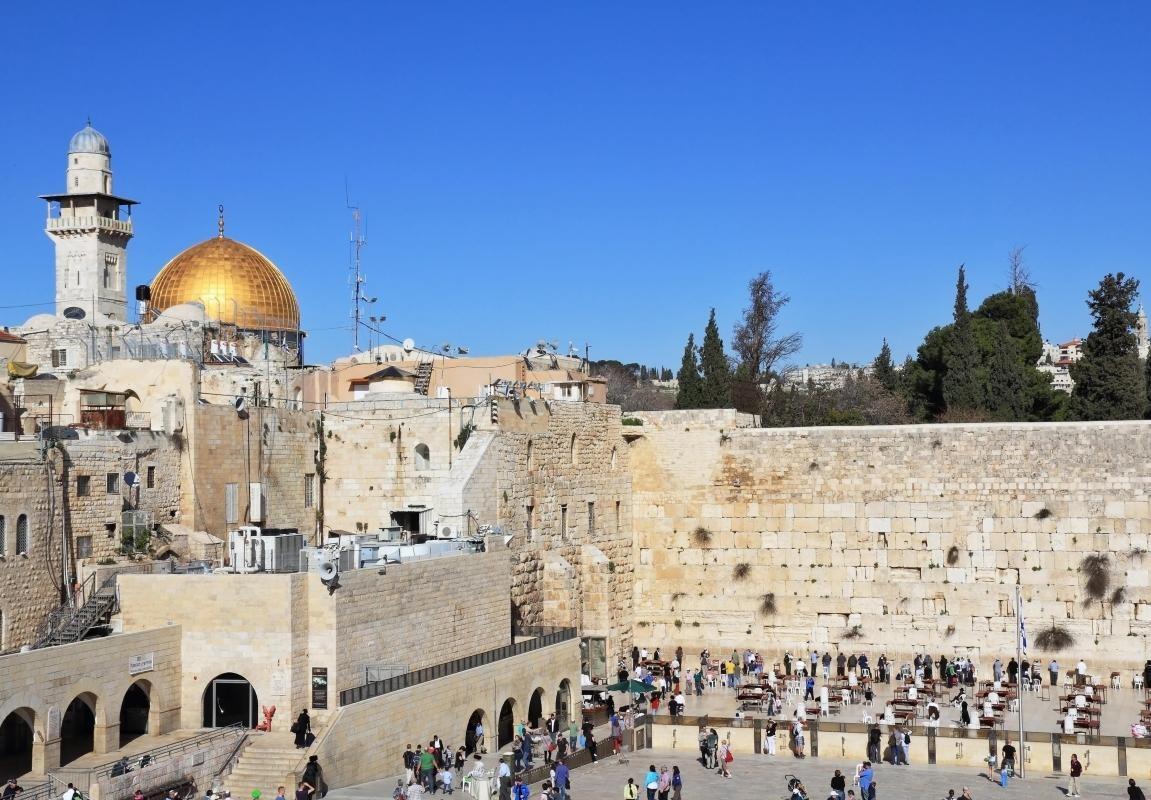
[447,388,453,468]
[1016,582,1025,779]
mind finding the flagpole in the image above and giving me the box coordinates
[1016,582,1025,779]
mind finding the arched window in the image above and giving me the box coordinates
[526,440,533,471]
[15,515,28,554]
[610,447,618,471]
[570,433,578,465]
[414,443,431,471]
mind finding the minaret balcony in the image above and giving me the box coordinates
[46,215,133,235]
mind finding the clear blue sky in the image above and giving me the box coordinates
[1,2,1148,370]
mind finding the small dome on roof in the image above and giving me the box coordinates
[68,123,110,156]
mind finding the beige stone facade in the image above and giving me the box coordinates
[0,626,181,772]
[311,638,580,789]
[118,550,511,730]
[628,411,1151,669]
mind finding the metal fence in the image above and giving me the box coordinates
[340,626,577,705]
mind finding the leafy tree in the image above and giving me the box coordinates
[698,309,732,408]
[732,271,801,382]
[1070,272,1145,420]
[986,321,1028,421]
[639,365,649,381]
[661,367,673,381]
[873,339,897,391]
[942,264,984,413]
[675,333,704,409]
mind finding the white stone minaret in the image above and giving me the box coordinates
[42,121,136,321]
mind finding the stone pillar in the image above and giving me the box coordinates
[33,738,59,774]
[94,722,119,755]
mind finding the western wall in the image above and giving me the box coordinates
[627,410,1151,669]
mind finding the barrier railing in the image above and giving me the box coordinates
[340,626,577,705]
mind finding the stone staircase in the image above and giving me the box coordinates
[218,732,301,798]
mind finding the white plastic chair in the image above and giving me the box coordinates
[1135,674,1145,690]
[1075,694,1087,710]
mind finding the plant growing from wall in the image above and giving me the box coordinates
[1111,587,1127,605]
[622,417,644,426]
[1035,622,1075,651]
[733,562,751,580]
[843,624,864,640]
[1080,554,1111,603]
[759,593,776,615]
[946,545,960,566]
[1034,507,1053,520]
[692,526,712,546]
[455,422,475,450]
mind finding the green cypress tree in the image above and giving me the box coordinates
[675,333,704,409]
[873,339,897,391]
[942,264,984,413]
[987,321,1027,421]
[1070,272,1144,420]
[1145,355,1151,419]
[698,309,732,408]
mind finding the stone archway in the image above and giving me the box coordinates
[464,708,487,755]
[119,680,151,746]
[0,708,34,777]
[497,698,516,749]
[202,673,258,728]
[527,688,545,728]
[60,694,97,766]
[554,679,573,726]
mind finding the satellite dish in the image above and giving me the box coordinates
[402,338,415,352]
[63,306,86,320]
[124,471,139,487]
[234,396,246,412]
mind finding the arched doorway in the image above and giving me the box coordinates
[527,688,545,728]
[0,709,34,777]
[60,694,97,766]
[201,674,258,728]
[554,679,572,726]
[119,681,151,746]
[464,709,487,755]
[497,698,516,749]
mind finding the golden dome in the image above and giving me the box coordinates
[150,235,300,331]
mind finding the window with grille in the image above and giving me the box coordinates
[146,466,155,489]
[106,472,119,494]
[304,474,315,508]
[76,536,92,558]
[51,348,68,368]
[15,515,28,554]
[76,475,90,496]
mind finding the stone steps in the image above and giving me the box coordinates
[218,733,303,798]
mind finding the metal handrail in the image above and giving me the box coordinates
[340,626,577,705]
[88,723,245,783]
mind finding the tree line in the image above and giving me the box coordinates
[672,256,1149,425]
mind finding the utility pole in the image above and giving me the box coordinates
[447,387,453,468]
[349,206,366,352]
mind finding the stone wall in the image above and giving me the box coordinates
[489,400,634,666]
[310,638,581,790]
[629,412,1151,670]
[0,626,182,772]
[118,551,511,729]
[189,405,318,540]
[0,430,181,652]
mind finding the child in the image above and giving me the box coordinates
[439,767,453,795]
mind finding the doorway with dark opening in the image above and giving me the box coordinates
[60,695,96,766]
[202,673,258,728]
[120,681,151,745]
[0,710,34,777]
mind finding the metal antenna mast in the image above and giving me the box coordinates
[347,185,368,352]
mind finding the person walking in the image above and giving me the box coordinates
[858,763,874,796]
[293,709,311,750]
[765,719,778,755]
[553,760,569,800]
[716,740,732,778]
[900,728,911,765]
[1128,778,1146,800]
[670,766,682,800]
[1069,753,1083,797]
[623,778,639,800]
[656,766,670,800]
[1049,658,1060,687]
[706,728,719,769]
[867,725,881,763]
[302,757,324,800]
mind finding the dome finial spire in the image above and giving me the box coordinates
[217,204,225,238]
[86,114,91,127]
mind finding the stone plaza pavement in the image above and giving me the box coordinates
[326,748,1145,800]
